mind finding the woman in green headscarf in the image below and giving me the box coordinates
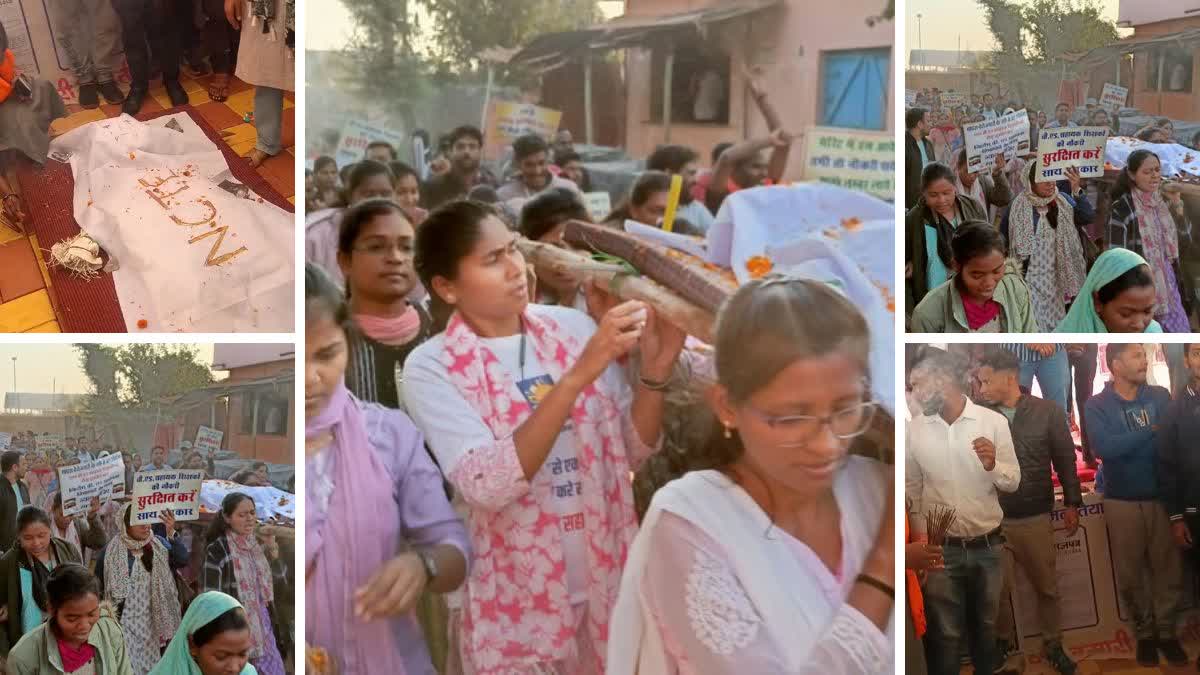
[149,592,257,675]
[1056,248,1164,333]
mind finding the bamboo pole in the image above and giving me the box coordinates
[517,239,716,343]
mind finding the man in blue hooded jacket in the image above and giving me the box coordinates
[1086,343,1179,667]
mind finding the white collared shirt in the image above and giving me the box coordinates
[906,397,1021,538]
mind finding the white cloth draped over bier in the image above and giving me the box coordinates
[48,113,294,332]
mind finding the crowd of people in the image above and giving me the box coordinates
[302,77,896,671]
[303,70,795,250]
[905,343,1200,675]
[0,438,294,674]
[905,92,1197,333]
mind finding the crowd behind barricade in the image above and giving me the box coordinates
[905,88,1199,333]
[300,72,900,675]
[0,436,295,674]
[905,344,1200,675]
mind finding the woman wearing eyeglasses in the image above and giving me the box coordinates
[608,276,895,674]
[402,200,686,674]
[337,198,433,410]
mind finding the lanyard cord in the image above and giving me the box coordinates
[518,317,526,381]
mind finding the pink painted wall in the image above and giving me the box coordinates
[622,0,895,177]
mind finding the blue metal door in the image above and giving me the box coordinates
[821,48,891,129]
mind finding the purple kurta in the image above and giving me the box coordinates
[306,400,470,674]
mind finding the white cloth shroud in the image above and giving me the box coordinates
[1105,137,1200,178]
[48,113,294,332]
[200,480,295,521]
[645,183,896,414]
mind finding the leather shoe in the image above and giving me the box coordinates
[121,88,147,117]
[1160,638,1188,667]
[164,79,189,107]
[77,83,99,109]
[97,81,125,104]
[1136,639,1159,667]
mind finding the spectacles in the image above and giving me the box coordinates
[352,240,414,257]
[743,400,878,448]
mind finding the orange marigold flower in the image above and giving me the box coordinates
[841,217,863,231]
[136,319,148,329]
[745,255,773,279]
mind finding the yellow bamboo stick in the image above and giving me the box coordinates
[661,174,683,232]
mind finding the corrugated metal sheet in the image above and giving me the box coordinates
[510,0,782,67]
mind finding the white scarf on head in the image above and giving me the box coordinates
[1008,159,1087,322]
[103,504,182,675]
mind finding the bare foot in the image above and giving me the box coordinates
[246,148,272,168]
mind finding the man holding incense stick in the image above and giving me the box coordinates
[1087,344,1180,667]
[907,349,1021,675]
[977,348,1082,675]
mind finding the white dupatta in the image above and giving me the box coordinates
[607,456,893,674]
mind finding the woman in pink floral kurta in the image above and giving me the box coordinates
[402,201,685,674]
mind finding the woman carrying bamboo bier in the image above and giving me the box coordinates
[910,221,1037,332]
[403,200,686,674]
[608,276,893,673]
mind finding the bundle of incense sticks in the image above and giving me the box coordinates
[925,504,958,546]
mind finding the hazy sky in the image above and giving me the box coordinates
[906,0,1124,55]
[307,0,626,52]
[0,344,215,404]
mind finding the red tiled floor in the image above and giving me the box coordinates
[0,238,46,303]
[281,107,295,149]
[256,152,295,197]
[193,101,248,131]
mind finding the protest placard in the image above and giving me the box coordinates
[132,469,204,524]
[194,426,223,455]
[801,126,895,200]
[939,92,966,109]
[335,120,406,168]
[905,89,917,107]
[582,192,612,222]
[40,433,63,450]
[1100,83,1128,112]
[0,433,12,450]
[59,454,126,517]
[484,101,562,159]
[1037,126,1109,181]
[963,109,1031,173]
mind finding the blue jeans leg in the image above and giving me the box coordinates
[965,546,1004,674]
[923,544,1004,675]
[1020,350,1070,416]
[253,86,285,156]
